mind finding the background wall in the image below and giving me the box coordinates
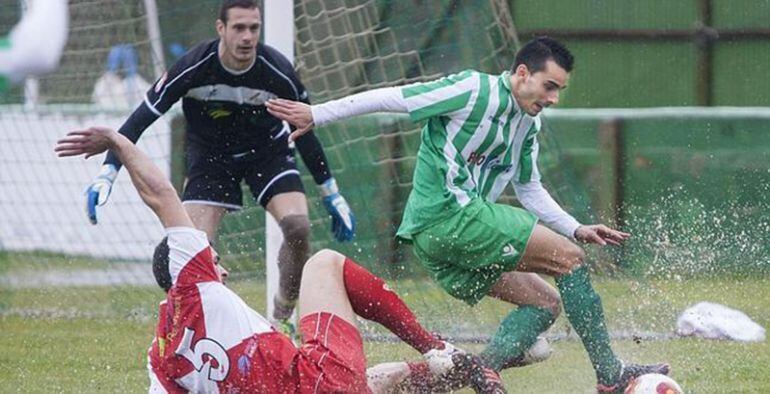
[512,0,770,107]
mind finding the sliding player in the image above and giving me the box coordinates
[0,0,68,93]
[55,126,505,393]
[266,37,670,392]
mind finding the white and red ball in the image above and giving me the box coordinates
[624,373,683,394]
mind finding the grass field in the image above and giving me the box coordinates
[1,253,768,393]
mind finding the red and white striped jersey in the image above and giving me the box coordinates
[147,227,281,393]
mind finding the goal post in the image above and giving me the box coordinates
[263,0,294,323]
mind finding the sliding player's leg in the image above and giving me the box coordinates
[297,249,357,323]
[294,249,367,392]
[299,250,461,371]
[295,249,462,392]
[303,250,507,393]
[516,225,669,391]
[480,272,559,370]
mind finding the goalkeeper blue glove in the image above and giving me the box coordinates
[319,178,356,242]
[85,164,118,224]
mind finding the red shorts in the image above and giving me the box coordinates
[205,312,368,393]
[295,312,369,393]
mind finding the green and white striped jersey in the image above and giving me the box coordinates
[396,69,542,238]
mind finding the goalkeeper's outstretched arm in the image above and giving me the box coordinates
[0,0,68,84]
[55,127,193,229]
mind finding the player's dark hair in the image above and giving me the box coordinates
[513,36,574,74]
[152,236,172,292]
[218,0,258,24]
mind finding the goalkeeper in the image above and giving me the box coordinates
[82,0,355,327]
[0,0,68,93]
[267,37,670,393]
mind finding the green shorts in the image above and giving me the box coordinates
[411,199,537,305]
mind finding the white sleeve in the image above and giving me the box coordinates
[513,179,581,239]
[0,0,68,83]
[311,86,408,126]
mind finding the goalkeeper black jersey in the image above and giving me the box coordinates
[104,39,332,184]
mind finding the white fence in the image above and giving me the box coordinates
[0,106,172,260]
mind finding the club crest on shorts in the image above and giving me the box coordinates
[501,243,517,257]
[237,354,251,375]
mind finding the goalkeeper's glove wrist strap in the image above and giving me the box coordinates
[318,177,339,197]
[96,164,119,182]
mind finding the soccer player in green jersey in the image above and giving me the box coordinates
[267,37,670,392]
[0,0,68,93]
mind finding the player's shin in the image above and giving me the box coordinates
[274,214,311,320]
[555,265,622,386]
[479,305,555,371]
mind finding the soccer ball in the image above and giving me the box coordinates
[624,373,683,394]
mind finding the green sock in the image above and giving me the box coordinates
[480,305,555,370]
[556,265,622,385]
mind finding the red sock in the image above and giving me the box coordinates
[343,258,444,354]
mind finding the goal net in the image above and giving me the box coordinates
[0,0,593,340]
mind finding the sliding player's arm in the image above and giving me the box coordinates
[86,50,198,224]
[84,102,161,224]
[56,127,193,229]
[0,0,68,87]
